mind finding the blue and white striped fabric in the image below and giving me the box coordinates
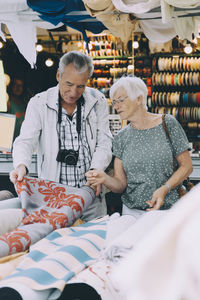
[1,217,108,299]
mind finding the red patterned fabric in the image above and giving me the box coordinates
[0,176,95,258]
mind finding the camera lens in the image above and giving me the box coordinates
[64,154,76,165]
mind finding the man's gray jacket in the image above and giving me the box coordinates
[13,85,113,182]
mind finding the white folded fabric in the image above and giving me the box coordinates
[0,208,23,235]
[102,210,165,262]
[112,183,200,300]
[112,0,160,14]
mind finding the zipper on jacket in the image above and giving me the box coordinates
[41,154,45,170]
[86,118,93,139]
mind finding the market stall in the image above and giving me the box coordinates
[0,2,200,298]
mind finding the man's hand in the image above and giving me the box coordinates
[9,164,27,184]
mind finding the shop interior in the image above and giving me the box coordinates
[0,2,200,299]
[0,2,200,199]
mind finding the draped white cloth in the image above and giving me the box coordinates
[112,183,200,300]
[112,0,200,42]
[0,0,62,67]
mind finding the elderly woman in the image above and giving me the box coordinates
[86,76,193,218]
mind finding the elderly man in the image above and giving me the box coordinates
[9,51,112,221]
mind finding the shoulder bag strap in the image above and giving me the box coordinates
[162,114,176,170]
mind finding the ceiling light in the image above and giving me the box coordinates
[45,58,54,67]
[36,44,43,52]
[132,41,139,49]
[184,44,193,54]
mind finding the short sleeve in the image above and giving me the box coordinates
[113,134,123,159]
[165,114,189,157]
[112,127,129,160]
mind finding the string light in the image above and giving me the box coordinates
[132,41,139,49]
[36,44,43,52]
[184,44,193,54]
[45,58,54,67]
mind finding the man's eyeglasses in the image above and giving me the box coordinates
[112,96,128,106]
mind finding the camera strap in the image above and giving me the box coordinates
[58,94,84,150]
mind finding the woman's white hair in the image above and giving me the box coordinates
[109,76,148,109]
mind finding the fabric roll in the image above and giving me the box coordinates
[0,217,107,299]
[0,176,95,258]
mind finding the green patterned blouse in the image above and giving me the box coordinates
[113,114,189,210]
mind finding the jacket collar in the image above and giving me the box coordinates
[83,87,98,117]
[46,85,59,111]
[46,85,98,116]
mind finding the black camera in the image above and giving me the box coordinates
[56,149,79,165]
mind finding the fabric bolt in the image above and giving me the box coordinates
[113,114,189,210]
[0,176,95,258]
[68,211,165,299]
[0,217,107,300]
[60,105,91,187]
[112,183,200,300]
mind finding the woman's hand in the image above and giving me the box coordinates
[146,185,169,211]
[86,170,106,186]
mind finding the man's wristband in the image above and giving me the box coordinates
[164,183,171,192]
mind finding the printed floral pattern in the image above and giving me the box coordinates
[23,210,68,229]
[0,228,31,255]
[0,177,95,258]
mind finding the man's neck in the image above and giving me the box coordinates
[61,102,77,116]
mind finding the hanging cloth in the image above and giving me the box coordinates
[27,0,106,41]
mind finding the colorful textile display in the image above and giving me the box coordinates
[0,176,95,258]
[0,217,107,299]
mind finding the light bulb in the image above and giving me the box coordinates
[128,65,134,70]
[0,41,3,49]
[132,41,139,49]
[36,44,43,52]
[45,58,54,67]
[184,44,193,54]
